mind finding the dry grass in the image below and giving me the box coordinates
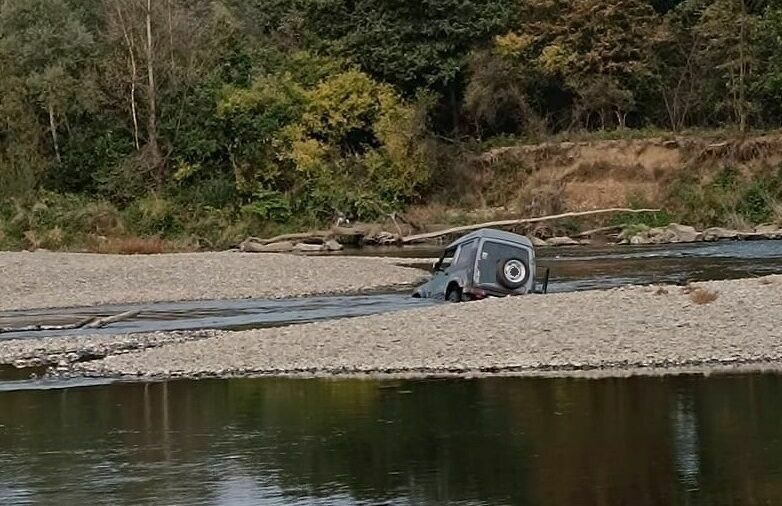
[772,203,782,226]
[689,287,719,305]
[91,237,164,255]
[654,286,669,296]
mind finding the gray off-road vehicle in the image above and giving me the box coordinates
[413,229,546,302]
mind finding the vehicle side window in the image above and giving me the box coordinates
[452,240,478,270]
[435,247,458,271]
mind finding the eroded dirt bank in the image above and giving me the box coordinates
[0,251,425,311]
[72,276,782,379]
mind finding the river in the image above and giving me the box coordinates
[2,374,782,505]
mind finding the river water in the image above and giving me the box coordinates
[3,374,782,505]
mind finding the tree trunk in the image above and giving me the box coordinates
[115,1,140,150]
[145,0,163,181]
[737,0,748,133]
[48,101,61,164]
[448,83,459,136]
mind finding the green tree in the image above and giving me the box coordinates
[306,0,513,133]
[515,0,660,129]
[0,0,96,168]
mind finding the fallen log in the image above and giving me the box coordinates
[83,309,142,329]
[0,310,142,335]
[400,208,661,244]
[247,231,330,246]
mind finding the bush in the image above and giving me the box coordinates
[124,195,183,237]
[663,165,782,228]
[0,192,124,250]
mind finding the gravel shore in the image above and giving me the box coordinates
[76,275,782,378]
[0,251,425,311]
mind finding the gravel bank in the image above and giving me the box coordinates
[1,331,218,369]
[0,251,425,311]
[77,275,782,378]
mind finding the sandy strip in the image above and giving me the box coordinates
[0,251,426,311]
[72,275,782,379]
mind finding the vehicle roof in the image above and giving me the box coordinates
[447,228,533,249]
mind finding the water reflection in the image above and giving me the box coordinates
[1,374,782,505]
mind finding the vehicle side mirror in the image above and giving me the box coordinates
[432,260,439,273]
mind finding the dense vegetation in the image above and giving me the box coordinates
[3,0,782,250]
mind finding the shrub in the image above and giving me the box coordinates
[125,195,183,237]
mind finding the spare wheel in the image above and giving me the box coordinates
[497,258,528,290]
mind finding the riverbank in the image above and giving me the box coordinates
[0,251,426,311]
[63,275,782,379]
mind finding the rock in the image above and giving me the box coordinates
[324,239,344,251]
[293,242,326,253]
[546,236,581,247]
[240,240,296,253]
[660,223,703,243]
[754,224,782,239]
[630,234,652,245]
[626,223,703,245]
[528,236,548,248]
[703,227,741,242]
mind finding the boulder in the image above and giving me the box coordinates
[754,224,782,239]
[528,236,548,248]
[659,223,703,243]
[627,223,703,245]
[630,234,654,245]
[546,236,581,247]
[324,239,344,251]
[703,227,741,242]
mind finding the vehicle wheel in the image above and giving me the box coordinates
[446,286,462,303]
[497,258,528,290]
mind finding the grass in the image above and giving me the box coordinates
[89,237,165,255]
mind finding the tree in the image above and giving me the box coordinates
[306,0,513,132]
[513,0,660,130]
[0,0,96,165]
[695,0,759,132]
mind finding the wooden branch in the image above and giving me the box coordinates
[83,310,141,329]
[0,310,142,335]
[246,231,330,246]
[574,224,625,238]
[400,208,661,244]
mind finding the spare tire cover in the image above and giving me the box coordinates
[496,258,528,290]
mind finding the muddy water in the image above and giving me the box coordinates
[2,373,782,505]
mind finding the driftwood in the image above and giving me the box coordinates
[574,224,625,238]
[83,310,141,329]
[0,309,142,335]
[246,231,330,246]
[400,208,661,244]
